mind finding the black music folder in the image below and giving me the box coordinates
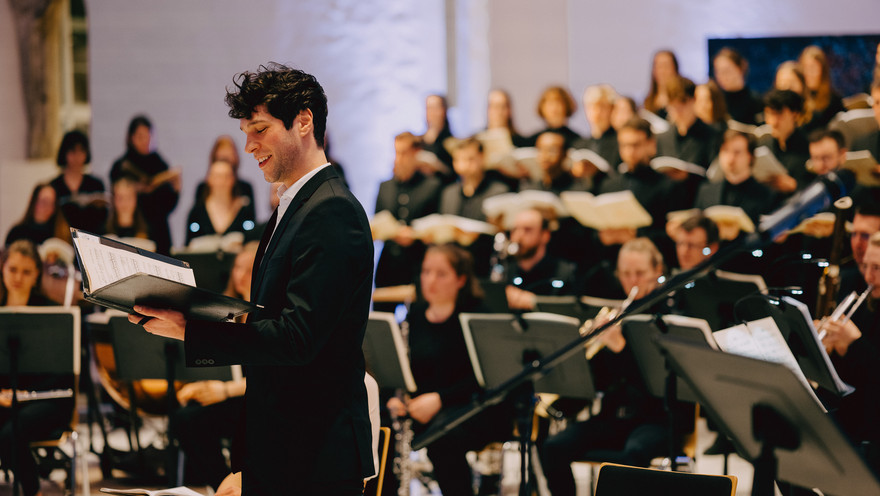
[71,229,259,321]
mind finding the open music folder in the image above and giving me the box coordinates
[71,229,259,321]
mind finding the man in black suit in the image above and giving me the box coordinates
[130,64,374,495]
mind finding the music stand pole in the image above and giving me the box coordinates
[8,335,22,496]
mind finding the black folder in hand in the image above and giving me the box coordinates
[71,229,259,321]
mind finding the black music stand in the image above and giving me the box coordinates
[621,314,716,465]
[460,312,596,496]
[657,336,880,496]
[0,307,80,496]
[108,316,235,484]
[674,270,767,332]
[735,295,854,398]
[173,252,237,294]
[362,312,417,393]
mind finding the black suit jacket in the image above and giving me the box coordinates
[185,166,375,494]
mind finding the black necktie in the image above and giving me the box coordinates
[253,208,278,275]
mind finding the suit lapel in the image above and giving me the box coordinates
[251,166,340,295]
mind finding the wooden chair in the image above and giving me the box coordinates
[371,426,392,496]
[594,462,736,496]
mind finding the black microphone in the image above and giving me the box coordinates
[757,170,855,241]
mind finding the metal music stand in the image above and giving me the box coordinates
[460,311,595,496]
[657,336,880,496]
[362,312,417,393]
[0,307,80,496]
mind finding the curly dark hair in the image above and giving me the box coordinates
[225,63,328,148]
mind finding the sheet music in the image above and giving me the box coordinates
[714,317,825,410]
[73,232,195,292]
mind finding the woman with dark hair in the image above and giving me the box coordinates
[528,85,581,148]
[4,184,69,247]
[799,45,845,133]
[712,47,764,125]
[50,130,108,233]
[476,89,530,168]
[109,115,181,254]
[386,244,511,495]
[643,50,680,119]
[185,159,256,246]
[0,240,69,496]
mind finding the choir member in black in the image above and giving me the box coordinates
[694,130,778,227]
[760,89,811,194]
[694,81,729,134]
[839,191,880,296]
[712,47,764,126]
[672,214,720,272]
[599,117,684,262]
[527,86,581,148]
[572,84,621,170]
[440,137,509,277]
[374,132,442,290]
[386,244,511,496]
[440,137,509,220]
[195,135,256,207]
[611,96,637,133]
[815,234,880,472]
[185,159,257,246]
[172,243,256,489]
[799,46,846,134]
[4,184,68,247]
[504,208,578,310]
[521,131,591,265]
[774,61,810,123]
[476,89,530,168]
[850,81,880,160]
[656,76,720,170]
[541,238,675,496]
[0,240,72,496]
[421,94,456,182]
[109,115,181,255]
[642,50,680,120]
[49,130,108,233]
[104,177,151,241]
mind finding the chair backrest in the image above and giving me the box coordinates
[372,427,391,496]
[595,463,737,496]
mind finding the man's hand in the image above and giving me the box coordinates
[505,285,537,310]
[177,380,228,406]
[128,305,186,341]
[818,318,861,357]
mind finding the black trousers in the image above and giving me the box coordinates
[0,399,72,496]
[171,396,244,489]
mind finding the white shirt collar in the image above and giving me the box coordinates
[274,162,332,231]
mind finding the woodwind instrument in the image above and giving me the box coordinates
[815,196,853,318]
[582,286,639,359]
[392,319,414,496]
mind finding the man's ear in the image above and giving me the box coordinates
[297,109,314,138]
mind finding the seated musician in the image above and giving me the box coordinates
[386,244,512,495]
[540,238,678,496]
[0,240,72,496]
[109,115,181,255]
[815,232,880,471]
[504,208,578,310]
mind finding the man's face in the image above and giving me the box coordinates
[667,97,695,128]
[452,144,484,180]
[851,213,880,266]
[535,133,565,174]
[719,135,753,185]
[510,210,548,261]
[584,99,612,132]
[617,128,655,170]
[393,139,418,181]
[808,137,846,176]
[764,107,798,142]
[241,105,304,186]
[675,227,714,271]
[862,244,880,298]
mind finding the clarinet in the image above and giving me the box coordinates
[392,319,414,496]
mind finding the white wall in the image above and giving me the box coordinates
[0,0,30,236]
[87,0,446,249]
